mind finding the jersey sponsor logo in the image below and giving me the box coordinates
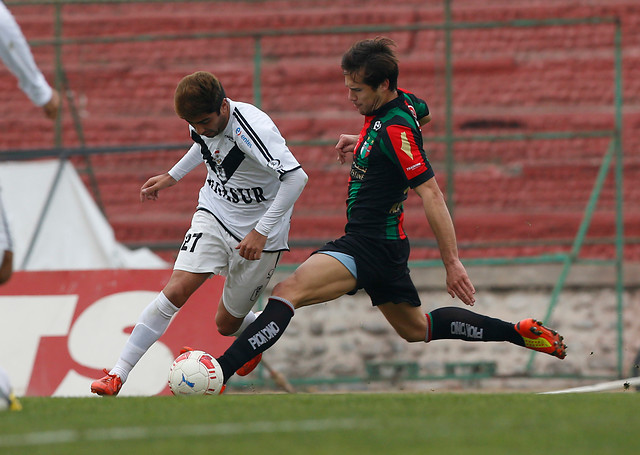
[207,179,267,204]
[405,163,423,172]
[349,162,366,181]
[235,127,253,149]
[451,321,484,340]
[248,322,280,350]
[373,120,382,131]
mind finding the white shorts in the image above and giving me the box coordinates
[174,210,281,318]
[0,191,12,252]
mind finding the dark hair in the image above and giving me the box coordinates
[174,71,226,119]
[341,37,398,91]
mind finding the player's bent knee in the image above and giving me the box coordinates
[215,316,242,337]
[394,325,428,343]
[217,326,236,337]
[271,279,300,304]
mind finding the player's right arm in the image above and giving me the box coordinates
[140,173,178,202]
[141,143,201,202]
[335,134,359,164]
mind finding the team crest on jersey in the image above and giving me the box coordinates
[214,165,228,182]
[358,137,373,159]
[213,150,223,165]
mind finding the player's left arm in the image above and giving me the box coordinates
[234,110,309,260]
[385,120,475,305]
[413,178,475,306]
[236,167,308,260]
[419,113,431,126]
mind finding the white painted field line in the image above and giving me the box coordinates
[0,418,373,448]
[539,376,640,394]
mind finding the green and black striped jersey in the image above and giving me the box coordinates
[345,89,434,240]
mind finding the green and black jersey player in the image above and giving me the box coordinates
[316,88,435,306]
[213,38,566,387]
[346,89,431,240]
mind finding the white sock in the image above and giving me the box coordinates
[110,292,179,383]
[229,311,259,337]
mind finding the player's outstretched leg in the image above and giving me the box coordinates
[427,307,567,359]
[515,318,567,359]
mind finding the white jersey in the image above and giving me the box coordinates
[169,99,302,252]
[0,3,53,107]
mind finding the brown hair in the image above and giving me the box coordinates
[341,37,398,91]
[174,71,226,120]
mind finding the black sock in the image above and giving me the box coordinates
[217,297,294,383]
[427,307,524,346]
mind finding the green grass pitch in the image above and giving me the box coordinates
[1,392,638,455]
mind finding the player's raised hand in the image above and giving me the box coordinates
[140,172,177,202]
[335,134,359,164]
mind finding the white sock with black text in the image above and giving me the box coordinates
[110,292,179,383]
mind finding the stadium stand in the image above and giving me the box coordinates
[1,0,638,264]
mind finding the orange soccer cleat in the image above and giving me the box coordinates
[236,353,263,376]
[90,369,123,396]
[515,318,567,359]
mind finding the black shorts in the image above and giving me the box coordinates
[314,233,421,307]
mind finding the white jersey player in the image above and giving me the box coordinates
[0,2,60,285]
[91,71,308,396]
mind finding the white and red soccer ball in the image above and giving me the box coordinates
[167,350,224,396]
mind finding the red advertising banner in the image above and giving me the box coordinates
[0,270,232,397]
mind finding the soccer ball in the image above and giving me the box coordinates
[167,350,224,396]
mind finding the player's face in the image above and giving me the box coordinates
[344,72,389,116]
[185,99,229,138]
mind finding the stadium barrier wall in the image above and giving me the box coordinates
[0,270,230,397]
